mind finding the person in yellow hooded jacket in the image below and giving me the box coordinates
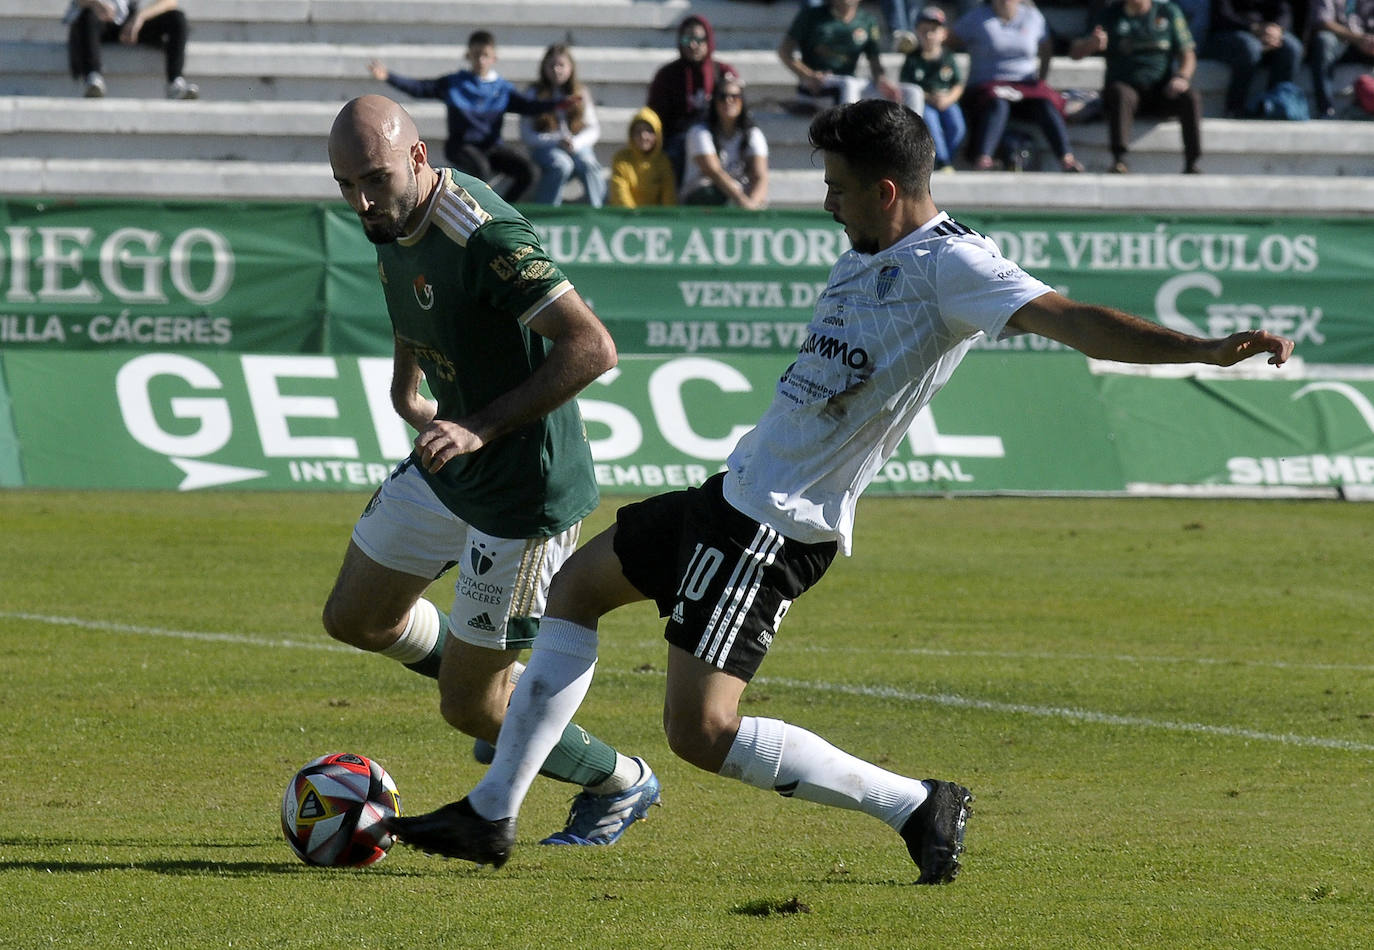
[608,107,678,207]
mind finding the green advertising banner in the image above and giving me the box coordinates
[0,199,332,353]
[526,209,1362,366]
[3,350,1372,498]
[1,200,1370,364]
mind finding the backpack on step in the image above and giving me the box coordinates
[1247,81,1310,121]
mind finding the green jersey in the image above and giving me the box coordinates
[1093,1,1194,89]
[787,5,882,76]
[899,49,965,94]
[374,168,598,539]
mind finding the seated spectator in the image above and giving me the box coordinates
[1204,1,1303,117]
[779,0,923,113]
[951,0,1084,171]
[680,79,770,208]
[1307,0,1374,118]
[900,6,967,170]
[369,31,572,202]
[65,0,198,99]
[1087,0,1209,44]
[647,15,739,185]
[521,44,605,206]
[609,107,678,208]
[1071,0,1202,173]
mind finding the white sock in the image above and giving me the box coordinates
[585,753,644,795]
[468,618,598,820]
[720,716,928,831]
[378,598,440,664]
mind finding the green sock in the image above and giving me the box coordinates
[537,721,618,787]
[402,614,449,680]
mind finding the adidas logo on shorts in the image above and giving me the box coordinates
[670,602,686,625]
[467,612,497,631]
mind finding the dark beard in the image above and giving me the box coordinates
[360,168,420,244]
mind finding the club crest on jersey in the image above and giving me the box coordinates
[412,274,435,310]
[469,542,494,576]
[876,264,900,301]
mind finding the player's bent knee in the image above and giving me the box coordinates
[438,690,501,742]
[320,600,358,646]
[320,597,397,652]
[662,710,736,773]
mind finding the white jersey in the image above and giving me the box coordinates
[722,212,1052,554]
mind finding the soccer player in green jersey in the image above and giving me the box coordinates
[322,95,659,847]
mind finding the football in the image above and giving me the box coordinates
[281,752,401,867]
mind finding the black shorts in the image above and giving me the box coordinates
[613,473,838,681]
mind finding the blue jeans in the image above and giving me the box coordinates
[923,103,966,167]
[531,144,605,207]
[972,97,1072,162]
[1206,29,1302,116]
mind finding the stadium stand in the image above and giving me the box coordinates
[3,0,1373,211]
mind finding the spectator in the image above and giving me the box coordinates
[1307,0,1374,118]
[1071,0,1202,173]
[369,31,572,202]
[1095,1,1212,49]
[521,44,605,206]
[1204,1,1304,117]
[900,6,967,170]
[65,0,198,99]
[608,107,678,208]
[951,0,1084,172]
[647,15,739,184]
[779,0,923,113]
[680,79,770,208]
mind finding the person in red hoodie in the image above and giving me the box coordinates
[646,14,739,183]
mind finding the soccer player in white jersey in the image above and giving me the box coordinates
[389,98,1295,880]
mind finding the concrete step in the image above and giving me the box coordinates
[0,0,791,49]
[0,38,1184,105]
[4,155,1374,215]
[10,35,1370,122]
[3,40,811,105]
[7,96,1373,177]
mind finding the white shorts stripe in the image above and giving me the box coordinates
[695,524,783,668]
[696,526,765,663]
[714,531,783,665]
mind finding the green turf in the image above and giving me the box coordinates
[1,490,1370,949]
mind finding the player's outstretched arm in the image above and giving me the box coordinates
[1008,291,1294,367]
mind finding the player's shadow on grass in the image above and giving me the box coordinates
[0,858,421,876]
[0,838,422,877]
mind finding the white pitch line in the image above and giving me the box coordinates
[6,610,1371,752]
[780,642,1374,675]
[0,611,353,654]
[759,677,1374,753]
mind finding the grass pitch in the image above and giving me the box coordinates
[1,490,1370,949]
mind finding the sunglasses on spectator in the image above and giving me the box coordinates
[680,34,708,46]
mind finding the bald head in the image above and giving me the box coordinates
[329,94,419,165]
[330,96,434,244]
